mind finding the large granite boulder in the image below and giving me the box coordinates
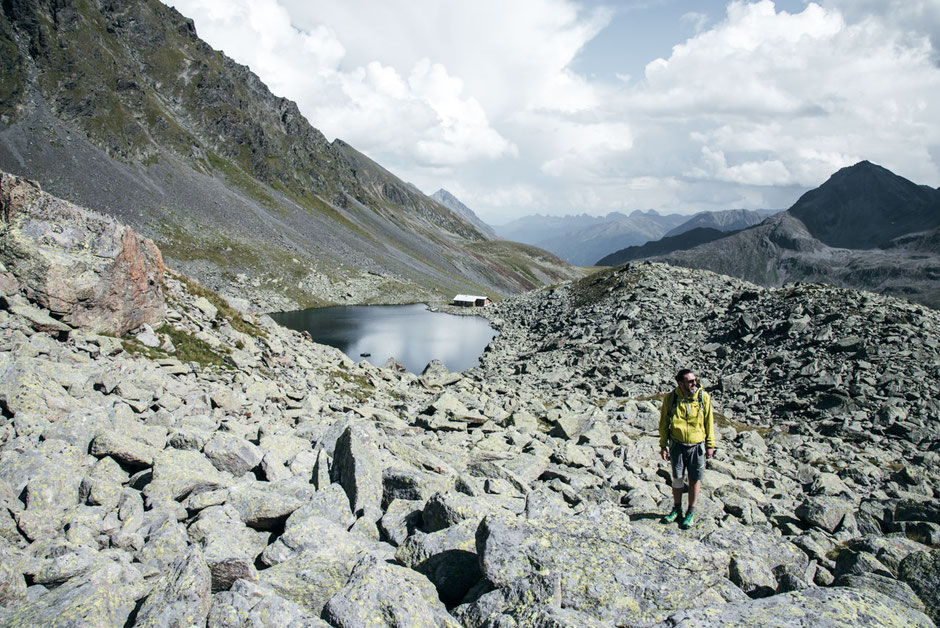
[0,173,164,335]
[470,507,746,625]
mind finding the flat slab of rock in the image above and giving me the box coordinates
[661,586,935,626]
[475,508,745,625]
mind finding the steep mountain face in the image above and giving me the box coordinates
[663,208,778,238]
[654,162,940,308]
[495,210,689,266]
[0,0,580,310]
[430,189,497,238]
[789,161,940,249]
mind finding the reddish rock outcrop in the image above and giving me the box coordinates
[0,172,165,335]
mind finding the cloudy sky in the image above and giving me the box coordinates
[163,0,940,225]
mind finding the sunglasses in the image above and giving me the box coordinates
[683,378,697,385]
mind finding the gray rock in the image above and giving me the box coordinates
[423,491,520,533]
[661,586,935,626]
[331,425,383,517]
[0,558,141,627]
[145,449,230,504]
[260,513,376,567]
[258,545,366,616]
[135,546,212,628]
[395,519,481,606]
[135,323,161,348]
[382,466,451,507]
[795,495,855,533]
[898,549,940,624]
[89,432,158,469]
[476,508,745,625]
[0,545,26,606]
[226,483,302,530]
[704,522,808,598]
[0,173,165,335]
[136,516,190,572]
[188,504,269,591]
[203,433,263,476]
[378,499,423,547]
[322,555,461,627]
[833,572,925,613]
[207,579,330,627]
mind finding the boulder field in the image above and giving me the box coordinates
[0,176,937,626]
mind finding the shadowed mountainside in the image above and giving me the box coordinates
[628,162,940,309]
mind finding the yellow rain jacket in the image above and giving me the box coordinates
[659,387,716,449]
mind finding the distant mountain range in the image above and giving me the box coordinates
[496,208,776,266]
[663,208,778,238]
[614,161,940,308]
[494,210,684,266]
[0,0,581,310]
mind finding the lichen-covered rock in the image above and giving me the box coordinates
[322,555,461,628]
[898,549,940,624]
[144,449,230,505]
[659,586,935,626]
[704,522,808,598]
[226,482,301,530]
[0,557,142,627]
[796,495,855,533]
[203,434,263,476]
[187,505,268,592]
[476,507,746,625]
[89,432,158,470]
[395,518,481,606]
[0,173,164,335]
[0,544,26,606]
[135,546,212,627]
[331,424,383,517]
[259,513,376,567]
[258,552,359,617]
[207,579,330,627]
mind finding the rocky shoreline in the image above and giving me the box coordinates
[0,176,937,625]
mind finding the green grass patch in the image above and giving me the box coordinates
[207,152,281,211]
[123,324,231,370]
[170,270,267,339]
[326,368,375,403]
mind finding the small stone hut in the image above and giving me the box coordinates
[452,294,491,307]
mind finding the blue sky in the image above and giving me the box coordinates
[164,0,940,225]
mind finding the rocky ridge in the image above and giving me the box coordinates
[0,194,938,625]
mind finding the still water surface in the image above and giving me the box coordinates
[270,303,497,374]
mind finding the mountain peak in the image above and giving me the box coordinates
[789,160,940,249]
[430,189,497,238]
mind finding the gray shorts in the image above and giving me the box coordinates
[670,441,705,488]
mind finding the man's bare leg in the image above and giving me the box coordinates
[672,485,684,510]
[688,479,701,512]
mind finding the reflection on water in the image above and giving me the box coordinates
[270,303,497,374]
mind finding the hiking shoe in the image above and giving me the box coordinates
[661,506,682,524]
[680,511,695,529]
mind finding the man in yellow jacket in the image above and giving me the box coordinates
[659,368,716,529]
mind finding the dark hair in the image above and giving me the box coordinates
[675,368,693,383]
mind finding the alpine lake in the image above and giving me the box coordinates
[270,303,497,374]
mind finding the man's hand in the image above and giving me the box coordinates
[706,448,716,459]
[660,447,669,461]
